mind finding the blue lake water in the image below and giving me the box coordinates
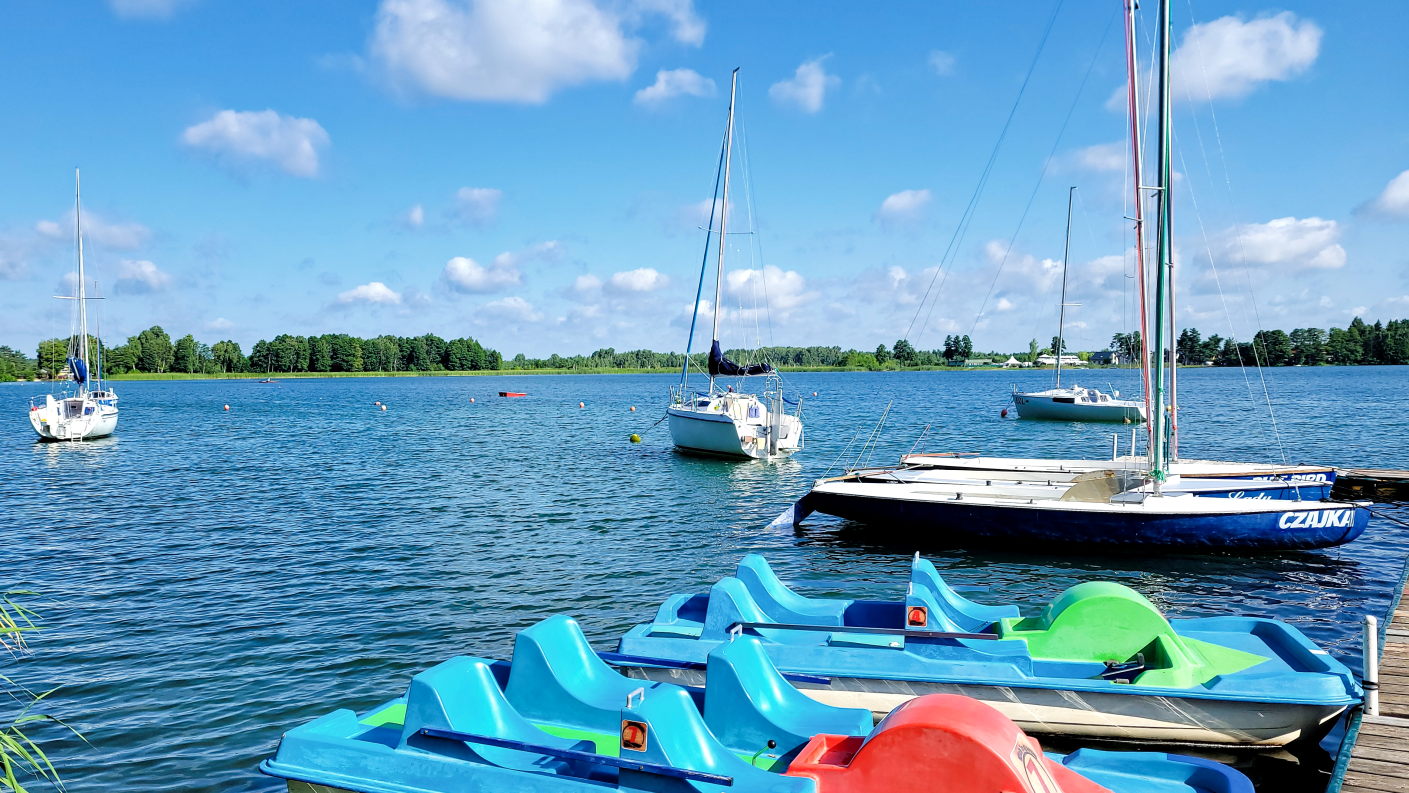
[4,366,1406,792]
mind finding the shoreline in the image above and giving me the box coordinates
[90,365,1128,381]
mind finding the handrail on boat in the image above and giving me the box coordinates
[416,727,735,786]
[729,622,999,641]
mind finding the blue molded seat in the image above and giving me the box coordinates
[398,656,586,774]
[506,615,654,734]
[701,577,818,644]
[735,555,849,625]
[909,557,1018,633]
[617,683,813,792]
[703,635,871,755]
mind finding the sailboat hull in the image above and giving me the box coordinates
[1013,393,1146,422]
[29,397,118,441]
[667,403,801,460]
[801,485,1368,551]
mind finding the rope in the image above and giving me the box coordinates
[969,10,1117,340]
[902,0,1067,344]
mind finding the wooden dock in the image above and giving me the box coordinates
[1334,469,1409,501]
[1332,566,1409,793]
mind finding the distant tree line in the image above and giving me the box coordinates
[1169,317,1409,366]
[5,316,1406,381]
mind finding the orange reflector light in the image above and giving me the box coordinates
[621,720,648,752]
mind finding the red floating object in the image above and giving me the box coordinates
[499,392,528,397]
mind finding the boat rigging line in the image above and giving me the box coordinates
[901,0,1067,346]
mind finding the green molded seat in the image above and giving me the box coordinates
[997,582,1266,687]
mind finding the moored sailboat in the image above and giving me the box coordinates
[29,170,119,442]
[666,69,803,460]
[787,0,1370,550]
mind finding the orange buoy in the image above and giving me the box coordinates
[374,400,381,405]
[629,406,636,412]
[223,404,230,411]
[469,397,475,403]
[812,391,818,396]
[578,401,585,408]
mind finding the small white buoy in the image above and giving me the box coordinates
[579,401,585,408]
[223,404,230,411]
[812,391,818,397]
[469,397,475,403]
[380,404,388,411]
[629,406,636,412]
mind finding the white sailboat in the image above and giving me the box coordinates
[30,170,119,441]
[1012,187,1146,423]
[667,69,803,460]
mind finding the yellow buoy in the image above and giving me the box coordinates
[629,434,641,443]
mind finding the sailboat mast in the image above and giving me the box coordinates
[1124,0,1154,461]
[709,68,739,391]
[1149,0,1174,483]
[1054,186,1076,389]
[75,168,90,372]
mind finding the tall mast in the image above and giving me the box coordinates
[1124,0,1153,461]
[1149,0,1174,484]
[75,168,90,370]
[709,68,739,391]
[1054,186,1076,389]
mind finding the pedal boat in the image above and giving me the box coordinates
[613,555,1361,747]
[262,614,1252,793]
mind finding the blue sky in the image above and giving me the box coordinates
[1,0,1406,358]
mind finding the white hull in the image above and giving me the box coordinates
[667,394,802,460]
[29,394,118,441]
[1013,391,1145,423]
[899,454,1335,482]
[624,666,1342,747]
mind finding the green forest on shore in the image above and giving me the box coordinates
[2,316,1406,382]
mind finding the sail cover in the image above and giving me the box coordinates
[708,340,773,377]
[68,357,88,385]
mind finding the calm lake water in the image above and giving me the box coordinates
[5,366,1407,792]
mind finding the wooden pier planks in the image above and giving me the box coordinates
[1341,582,1409,793]
[1334,469,1409,501]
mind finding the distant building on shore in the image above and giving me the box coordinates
[1089,350,1128,365]
[1035,353,1084,367]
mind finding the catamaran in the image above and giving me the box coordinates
[1012,187,1146,423]
[667,69,803,460]
[29,170,119,442]
[786,0,1369,550]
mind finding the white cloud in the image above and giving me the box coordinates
[1366,170,1409,219]
[182,109,330,178]
[337,281,402,305]
[874,189,932,225]
[482,295,543,322]
[1222,216,1346,270]
[38,211,152,250]
[206,317,234,331]
[108,0,193,19]
[114,259,172,293]
[404,203,425,228]
[608,267,669,292]
[453,187,502,225]
[572,273,603,294]
[634,68,715,106]
[724,265,813,314]
[443,256,521,293]
[995,297,1015,312]
[1068,141,1125,173]
[769,56,839,114]
[928,50,956,76]
[371,0,703,103]
[1171,12,1321,102]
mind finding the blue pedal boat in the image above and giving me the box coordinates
[613,555,1361,747]
[261,614,1252,793]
